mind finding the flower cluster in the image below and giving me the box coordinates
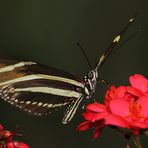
[77,74,148,138]
[0,124,29,148]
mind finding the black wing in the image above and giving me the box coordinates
[0,56,84,116]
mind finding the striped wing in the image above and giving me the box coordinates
[0,56,84,116]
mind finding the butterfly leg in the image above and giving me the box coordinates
[99,78,110,88]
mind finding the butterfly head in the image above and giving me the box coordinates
[84,70,98,98]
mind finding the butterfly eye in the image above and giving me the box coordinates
[88,72,93,79]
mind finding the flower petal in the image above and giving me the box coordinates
[116,86,127,98]
[6,142,15,148]
[0,124,4,130]
[86,103,106,112]
[129,74,148,92]
[109,99,130,117]
[127,86,143,97]
[131,121,148,129]
[105,114,130,128]
[93,126,104,138]
[76,121,91,131]
[91,112,108,122]
[83,111,98,121]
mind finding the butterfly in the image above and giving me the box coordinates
[0,14,136,124]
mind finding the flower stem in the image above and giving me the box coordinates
[134,135,142,148]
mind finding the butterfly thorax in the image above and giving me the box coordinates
[83,70,98,99]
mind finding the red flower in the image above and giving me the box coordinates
[0,124,30,148]
[77,74,148,137]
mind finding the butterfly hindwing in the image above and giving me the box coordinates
[0,84,74,116]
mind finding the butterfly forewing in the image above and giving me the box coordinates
[0,57,84,116]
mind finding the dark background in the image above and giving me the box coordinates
[0,0,147,147]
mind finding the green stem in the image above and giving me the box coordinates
[134,135,143,148]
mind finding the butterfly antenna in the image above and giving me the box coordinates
[94,12,138,72]
[76,42,92,70]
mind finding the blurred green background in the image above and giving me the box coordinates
[0,0,147,147]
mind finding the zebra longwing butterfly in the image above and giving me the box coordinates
[0,14,136,124]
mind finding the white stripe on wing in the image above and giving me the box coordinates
[0,74,84,88]
[0,62,36,73]
[14,87,82,98]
